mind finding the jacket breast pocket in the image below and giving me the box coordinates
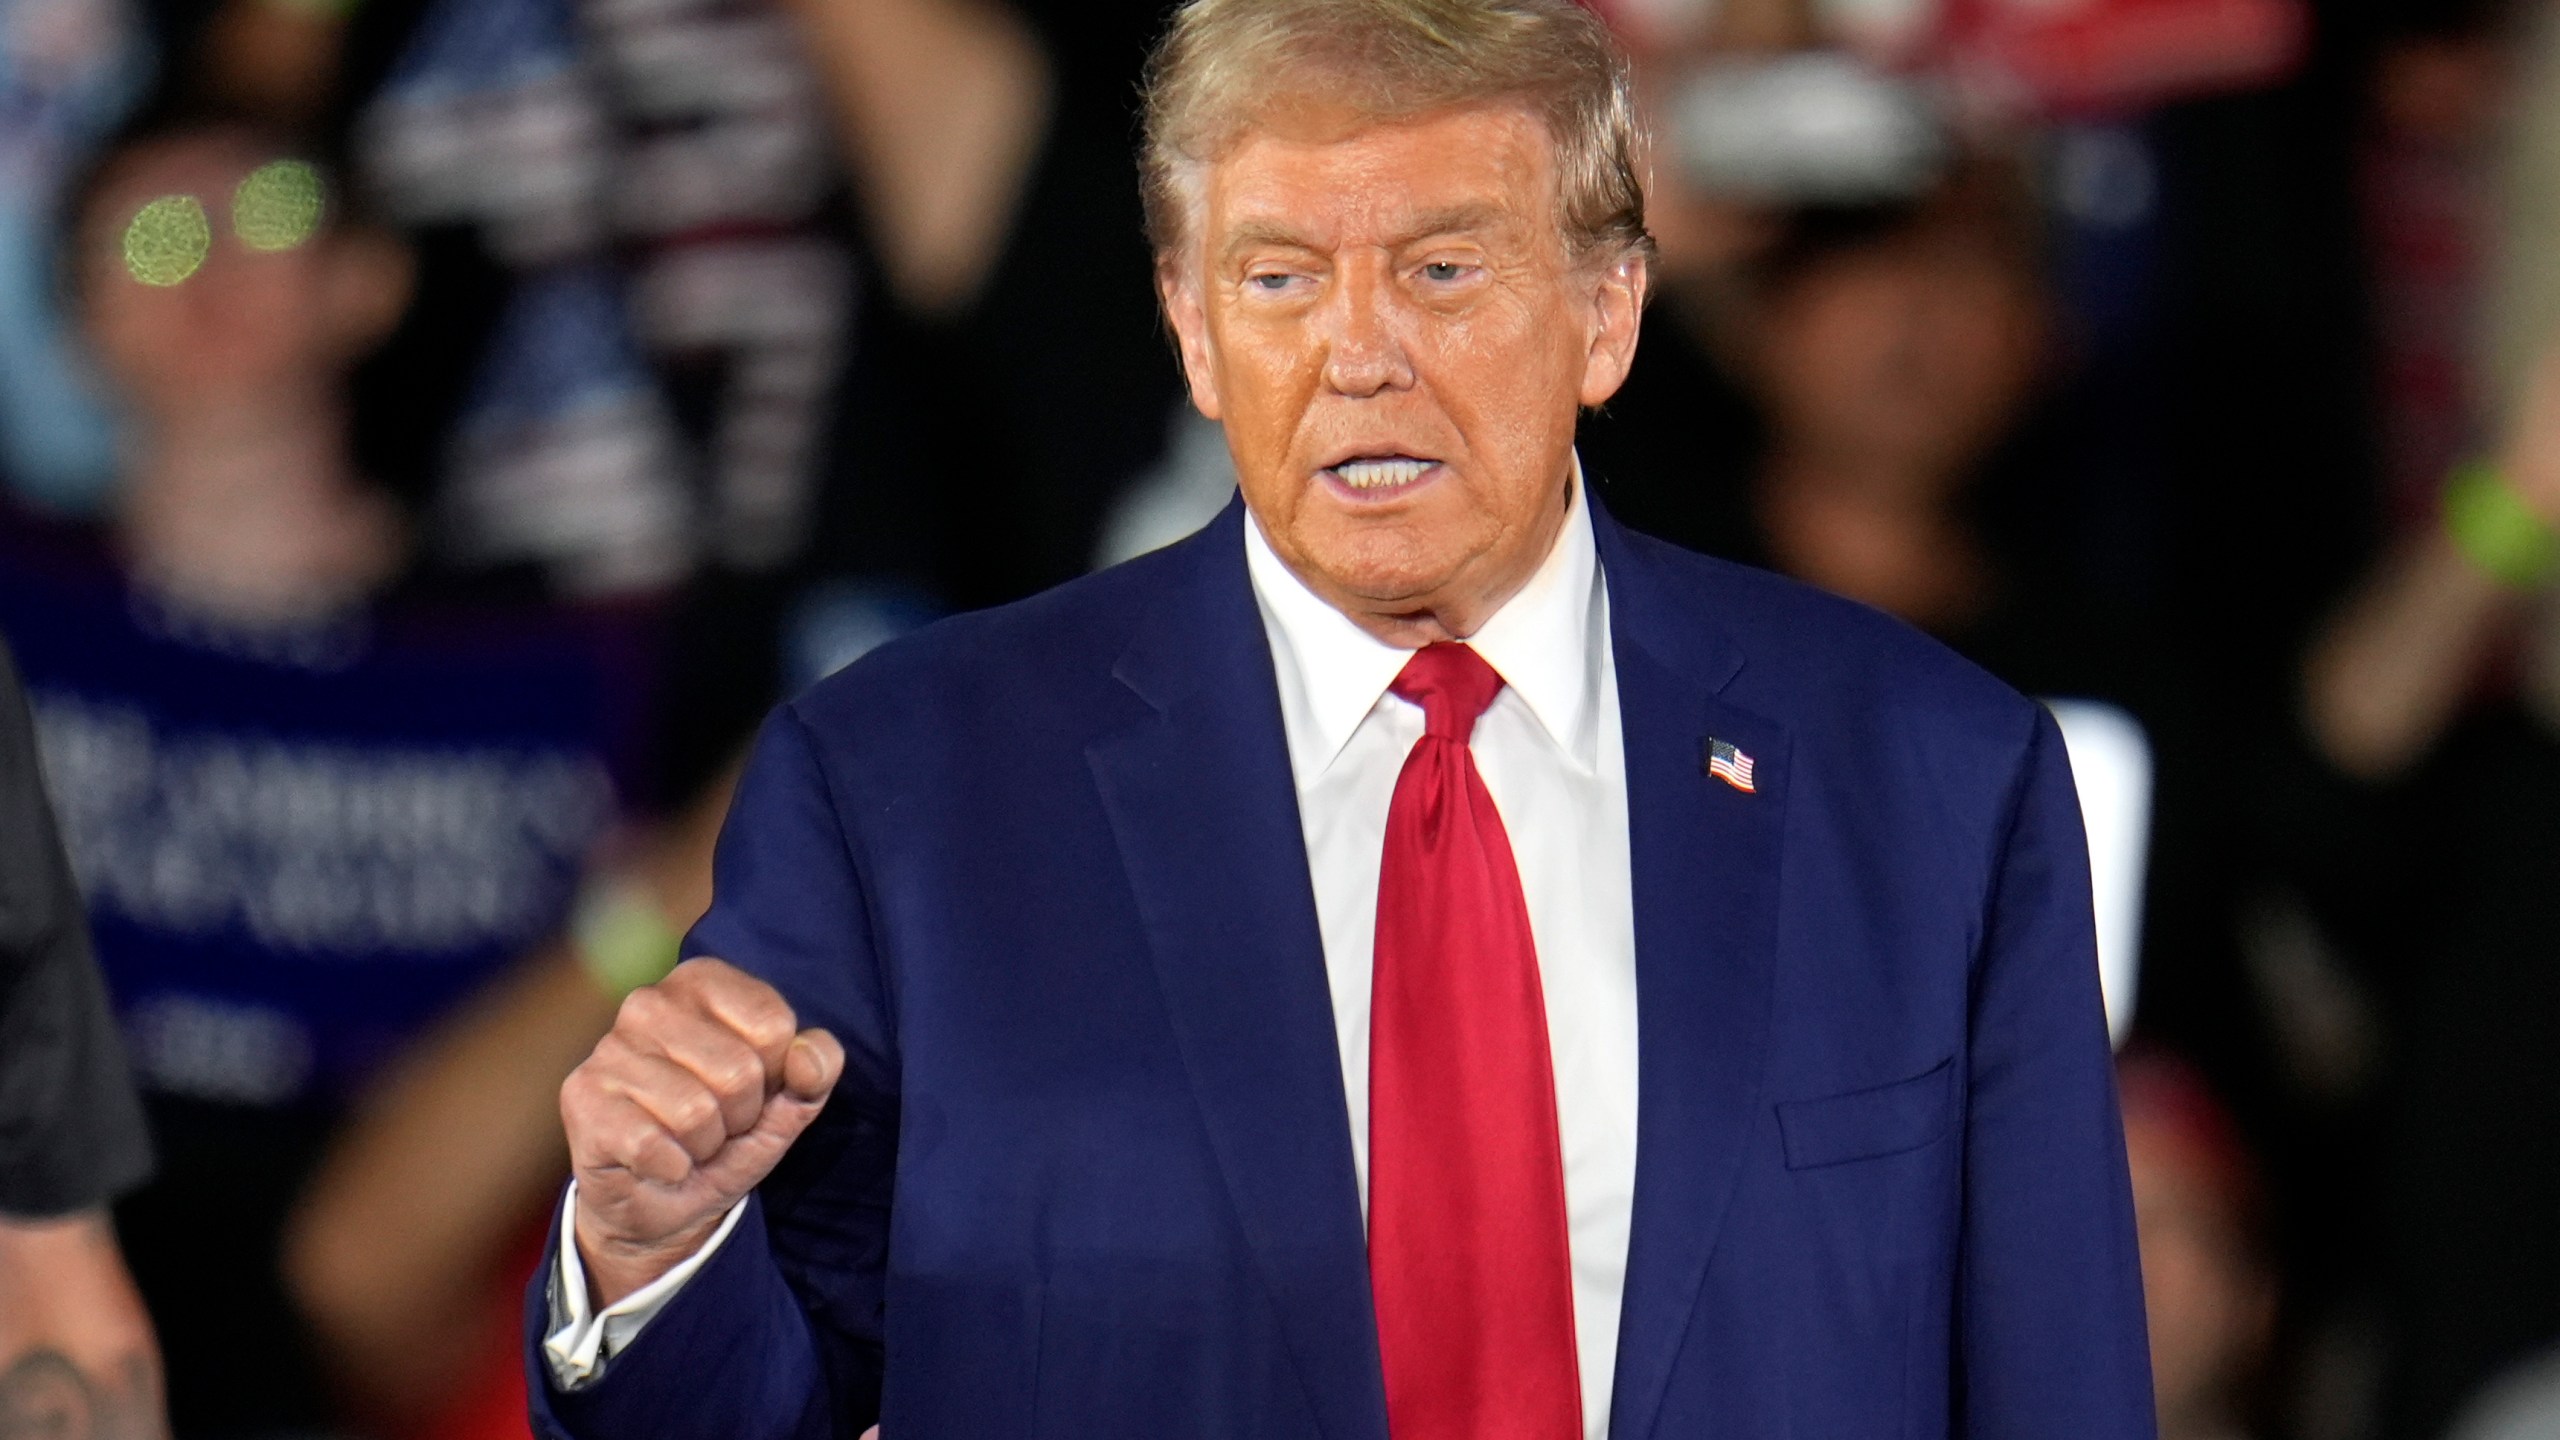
[1776,1057,1954,1170]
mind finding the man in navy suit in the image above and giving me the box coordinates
[529,1,2155,1436]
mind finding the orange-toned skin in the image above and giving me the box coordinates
[1159,100,1647,647]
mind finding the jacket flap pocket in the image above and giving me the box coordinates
[1776,1057,1954,1170]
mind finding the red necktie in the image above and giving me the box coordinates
[1368,642,1582,1440]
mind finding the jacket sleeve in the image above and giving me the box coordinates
[0,637,154,1216]
[1958,707,2157,1440]
[528,703,899,1440]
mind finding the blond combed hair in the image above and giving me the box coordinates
[1140,0,1653,271]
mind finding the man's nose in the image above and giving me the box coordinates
[1320,261,1415,398]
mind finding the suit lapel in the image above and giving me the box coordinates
[1081,501,1784,1440]
[1085,502,1390,1440]
[1594,512,1789,1440]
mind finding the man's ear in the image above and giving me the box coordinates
[1158,261,1224,421]
[1577,250,1648,408]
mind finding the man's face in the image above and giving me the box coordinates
[1162,99,1644,642]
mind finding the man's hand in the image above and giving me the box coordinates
[562,958,844,1307]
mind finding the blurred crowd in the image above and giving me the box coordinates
[5,0,2560,1437]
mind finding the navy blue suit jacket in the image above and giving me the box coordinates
[528,498,2155,1440]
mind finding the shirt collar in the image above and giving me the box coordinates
[1244,456,1605,777]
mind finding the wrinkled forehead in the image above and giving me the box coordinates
[1184,97,1566,261]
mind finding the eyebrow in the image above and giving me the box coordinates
[1218,201,1520,266]
[1221,220,1321,263]
[1388,203,1514,247]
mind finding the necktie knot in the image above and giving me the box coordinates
[1391,643,1505,742]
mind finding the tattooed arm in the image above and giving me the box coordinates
[0,1211,165,1440]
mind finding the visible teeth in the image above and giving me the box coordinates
[1336,458,1429,490]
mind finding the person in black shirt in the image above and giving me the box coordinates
[0,634,164,1440]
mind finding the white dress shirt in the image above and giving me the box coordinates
[1247,473,1637,1440]
[548,471,1641,1440]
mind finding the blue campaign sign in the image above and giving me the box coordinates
[0,540,652,1109]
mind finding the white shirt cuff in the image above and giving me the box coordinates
[541,1182,749,1391]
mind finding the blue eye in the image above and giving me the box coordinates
[1422,262,1468,282]
[1249,273,1294,291]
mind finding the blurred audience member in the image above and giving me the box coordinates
[1,635,165,1440]
[2122,1050,2278,1440]
[772,0,1186,606]
[345,0,852,603]
[310,0,1171,792]
[0,114,658,1438]
[0,0,151,513]
[1583,163,2176,723]
[2297,3,2560,1434]
[291,0,867,814]
[2306,5,2536,785]
[783,0,1047,316]
[1708,183,2052,648]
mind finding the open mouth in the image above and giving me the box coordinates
[1323,455,1440,495]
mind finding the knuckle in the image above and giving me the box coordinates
[748,1013,796,1056]
[616,984,670,1032]
[598,1098,654,1145]
[759,979,801,1028]
[738,984,794,1036]
[563,1059,629,1116]
[634,1134,691,1185]
[560,1069,601,1121]
[583,1114,648,1171]
[669,956,730,992]
[713,1049,766,1100]
[700,967,792,1044]
[626,1115,687,1170]
[655,1125,703,1174]
[673,1086,721,1137]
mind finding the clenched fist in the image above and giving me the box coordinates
[562,958,844,1307]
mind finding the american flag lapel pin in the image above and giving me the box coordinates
[1705,737,1757,793]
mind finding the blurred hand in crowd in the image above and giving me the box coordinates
[783,0,1050,313]
[2306,337,2560,780]
[563,959,844,1307]
[0,1211,166,1440]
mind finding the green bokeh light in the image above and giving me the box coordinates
[233,160,325,252]
[123,195,211,287]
